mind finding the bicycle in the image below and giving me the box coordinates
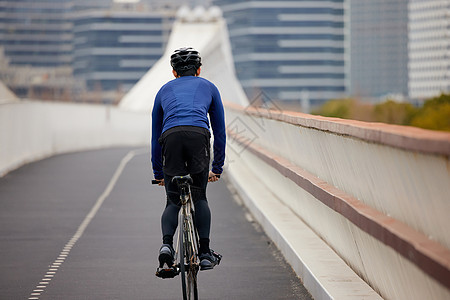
[153,175,222,300]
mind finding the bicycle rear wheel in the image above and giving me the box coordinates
[179,214,199,300]
[179,214,188,300]
[185,218,198,300]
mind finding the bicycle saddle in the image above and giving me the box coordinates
[172,175,193,185]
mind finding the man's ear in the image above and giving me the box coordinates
[196,67,201,76]
[172,69,178,78]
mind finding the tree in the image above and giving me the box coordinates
[311,98,373,121]
[373,100,417,125]
[313,94,450,132]
[410,94,450,131]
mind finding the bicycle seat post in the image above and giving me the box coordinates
[172,175,193,205]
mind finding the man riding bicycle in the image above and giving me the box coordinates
[151,47,226,272]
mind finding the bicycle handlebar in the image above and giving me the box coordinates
[152,175,220,185]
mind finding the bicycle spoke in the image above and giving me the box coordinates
[179,214,187,300]
[173,178,200,300]
[185,218,198,300]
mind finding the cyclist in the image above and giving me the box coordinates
[151,47,226,273]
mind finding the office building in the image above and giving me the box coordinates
[72,3,173,99]
[0,0,183,101]
[408,0,450,100]
[349,0,409,101]
[0,0,73,67]
[213,0,348,108]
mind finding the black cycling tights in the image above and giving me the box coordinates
[161,168,211,252]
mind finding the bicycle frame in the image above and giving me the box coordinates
[153,174,222,298]
[174,177,200,300]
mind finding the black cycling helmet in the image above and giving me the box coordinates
[170,47,202,71]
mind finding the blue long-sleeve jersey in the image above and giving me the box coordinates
[151,76,226,179]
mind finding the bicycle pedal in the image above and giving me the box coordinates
[211,250,223,265]
[155,266,178,279]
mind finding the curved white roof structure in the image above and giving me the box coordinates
[119,6,249,112]
[0,80,18,104]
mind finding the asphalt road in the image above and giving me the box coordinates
[0,147,312,300]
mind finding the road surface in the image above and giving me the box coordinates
[0,147,312,299]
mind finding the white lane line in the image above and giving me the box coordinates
[28,149,143,299]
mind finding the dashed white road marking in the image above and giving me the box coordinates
[28,149,145,299]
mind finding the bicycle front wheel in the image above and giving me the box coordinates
[179,213,188,300]
[179,215,199,300]
[185,218,198,300]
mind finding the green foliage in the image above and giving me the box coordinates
[312,93,450,131]
[373,100,417,125]
[410,94,450,131]
[311,98,374,121]
[311,98,353,118]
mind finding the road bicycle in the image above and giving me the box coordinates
[153,175,221,300]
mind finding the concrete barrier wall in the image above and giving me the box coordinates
[0,100,149,176]
[224,102,450,300]
[3,99,449,299]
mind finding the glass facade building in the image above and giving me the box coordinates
[0,0,179,101]
[0,0,73,67]
[350,0,409,100]
[72,8,172,93]
[213,0,348,107]
[408,0,450,100]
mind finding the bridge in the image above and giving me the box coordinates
[1,7,450,300]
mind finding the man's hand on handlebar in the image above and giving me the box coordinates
[152,172,220,185]
[152,179,165,186]
[208,171,221,182]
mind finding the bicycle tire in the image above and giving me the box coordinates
[179,214,188,300]
[185,218,199,300]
